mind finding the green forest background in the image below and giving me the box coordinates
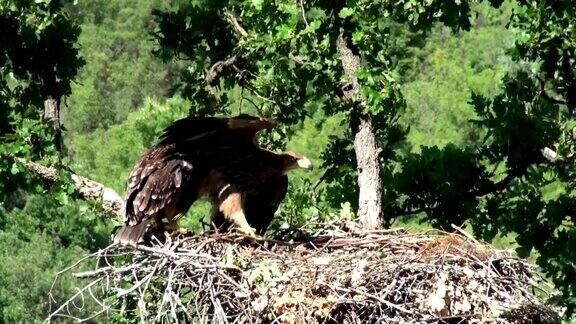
[1,0,575,321]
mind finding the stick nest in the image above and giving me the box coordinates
[47,227,560,323]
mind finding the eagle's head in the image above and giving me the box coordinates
[282,151,313,174]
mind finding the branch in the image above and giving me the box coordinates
[223,11,248,38]
[398,146,564,218]
[540,147,560,163]
[336,27,363,102]
[312,165,335,191]
[299,0,309,28]
[13,156,124,217]
[204,55,237,86]
[535,75,568,106]
[288,53,308,65]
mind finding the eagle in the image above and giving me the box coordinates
[113,115,313,244]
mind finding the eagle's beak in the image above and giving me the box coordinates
[297,157,313,171]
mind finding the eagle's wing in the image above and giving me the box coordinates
[124,146,194,225]
[159,114,275,147]
[115,145,197,244]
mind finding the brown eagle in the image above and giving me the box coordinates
[114,115,312,244]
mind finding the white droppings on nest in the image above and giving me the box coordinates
[350,258,368,286]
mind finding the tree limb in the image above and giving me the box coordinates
[312,166,334,191]
[535,75,568,106]
[205,55,237,86]
[43,96,63,154]
[336,27,362,101]
[203,12,247,87]
[541,147,559,163]
[299,0,309,28]
[396,171,519,218]
[224,11,248,38]
[13,157,124,217]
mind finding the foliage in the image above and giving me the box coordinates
[401,2,513,150]
[0,0,83,203]
[153,0,576,314]
[0,230,86,322]
[3,0,576,320]
[0,1,108,321]
[150,0,506,216]
[385,0,576,315]
[61,0,184,134]
[0,195,111,322]
[472,1,576,313]
[70,96,190,194]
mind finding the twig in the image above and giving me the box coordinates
[299,0,309,27]
[205,56,238,86]
[44,277,104,323]
[73,263,141,278]
[450,224,481,245]
[117,259,167,298]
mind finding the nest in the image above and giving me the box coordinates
[46,227,560,323]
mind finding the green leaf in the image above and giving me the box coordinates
[251,0,264,11]
[339,7,354,19]
[55,192,69,205]
[10,163,19,175]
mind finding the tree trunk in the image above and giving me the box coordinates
[43,96,62,153]
[352,115,382,229]
[336,27,382,229]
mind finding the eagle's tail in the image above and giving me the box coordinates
[113,220,149,245]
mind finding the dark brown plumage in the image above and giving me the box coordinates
[114,115,312,244]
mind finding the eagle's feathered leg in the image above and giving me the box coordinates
[114,219,149,245]
[162,197,190,236]
[163,219,180,232]
[218,192,256,237]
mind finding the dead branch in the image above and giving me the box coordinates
[541,147,560,163]
[205,55,237,86]
[12,156,123,217]
[224,11,248,38]
[299,0,309,28]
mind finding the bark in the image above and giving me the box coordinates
[223,11,248,38]
[205,56,237,86]
[336,27,382,229]
[16,157,124,217]
[541,147,559,163]
[43,96,62,153]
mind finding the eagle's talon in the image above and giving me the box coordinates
[237,225,257,237]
